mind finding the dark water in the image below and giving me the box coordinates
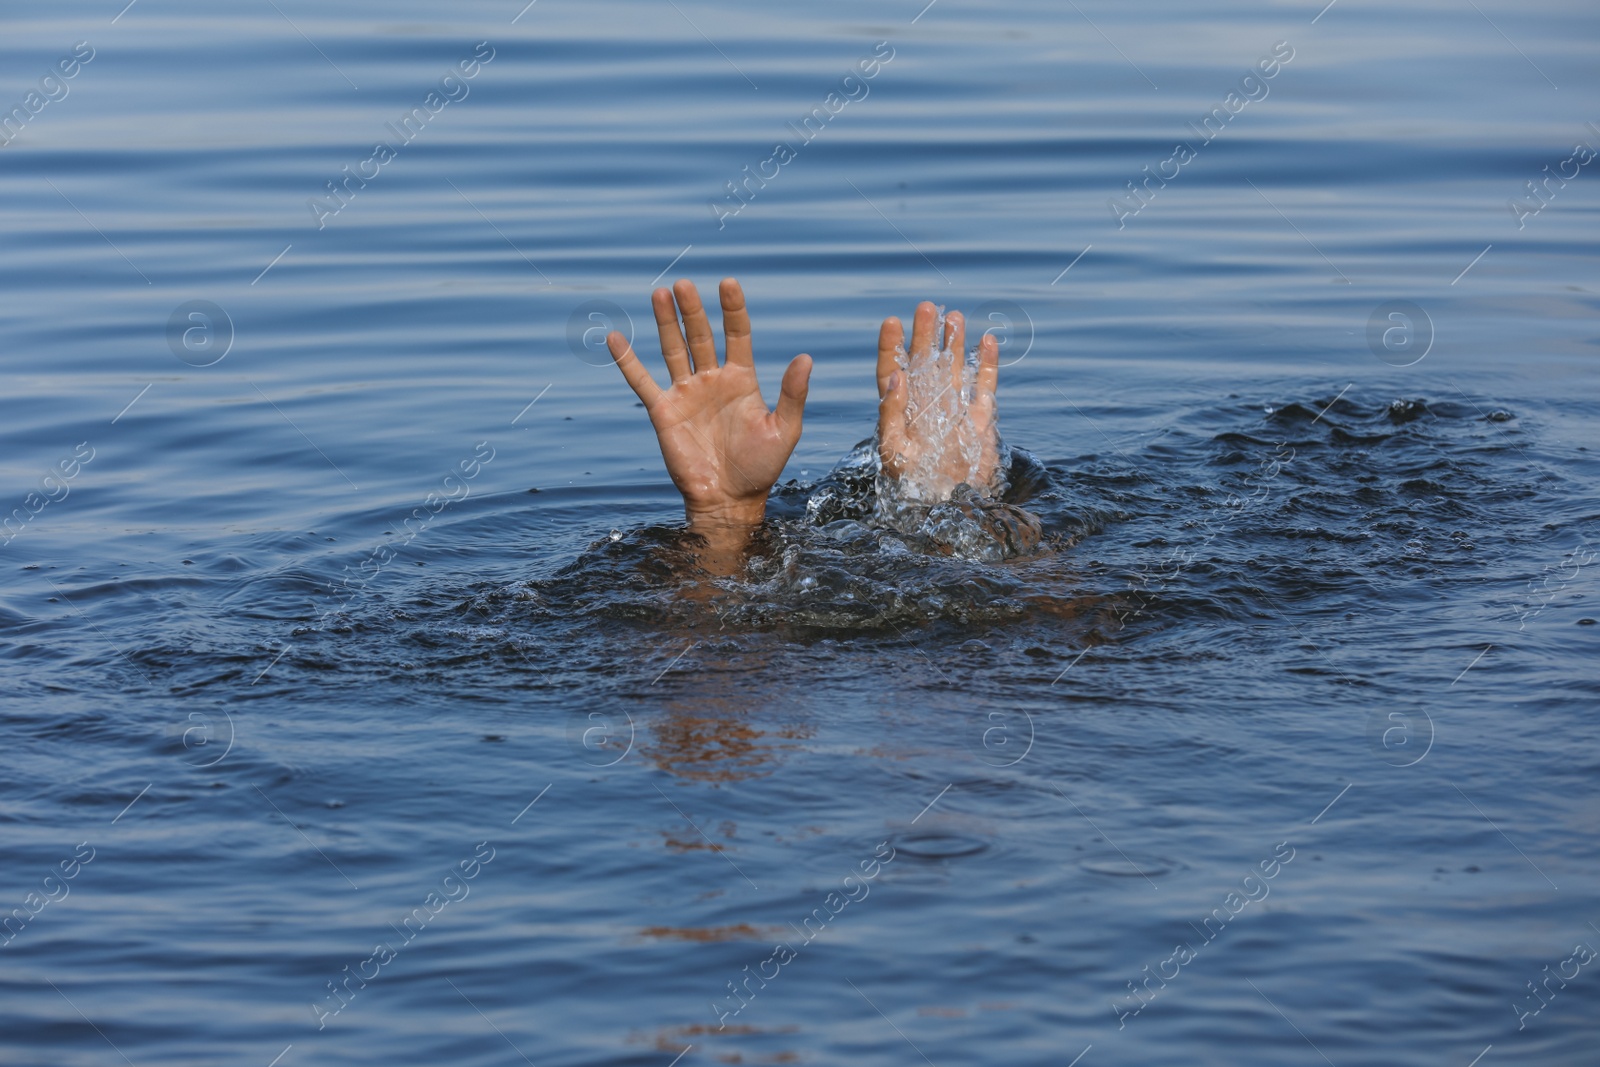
[3,1,1598,1065]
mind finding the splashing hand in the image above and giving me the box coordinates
[607,278,812,537]
[876,302,1002,502]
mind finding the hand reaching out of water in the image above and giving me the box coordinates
[876,301,1002,501]
[607,278,812,544]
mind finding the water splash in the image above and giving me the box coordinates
[804,440,1047,562]
[805,306,1040,561]
[879,304,1004,506]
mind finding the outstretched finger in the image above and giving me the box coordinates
[607,331,663,408]
[774,353,812,441]
[720,278,754,369]
[673,279,719,373]
[909,301,937,364]
[651,287,691,383]
[876,316,904,399]
[877,368,909,477]
[945,310,966,390]
[976,331,1000,397]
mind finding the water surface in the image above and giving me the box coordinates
[2,1,1598,1065]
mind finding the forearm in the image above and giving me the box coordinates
[685,497,767,574]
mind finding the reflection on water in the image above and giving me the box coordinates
[646,679,813,784]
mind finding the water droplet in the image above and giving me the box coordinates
[891,831,988,860]
[1079,853,1177,878]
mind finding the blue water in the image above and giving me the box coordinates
[3,1,1598,1064]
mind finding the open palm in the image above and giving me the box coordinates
[607,278,811,528]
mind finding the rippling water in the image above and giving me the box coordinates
[3,1,1598,1065]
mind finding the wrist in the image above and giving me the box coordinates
[684,496,768,530]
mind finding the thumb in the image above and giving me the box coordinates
[976,332,1000,397]
[774,353,811,439]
